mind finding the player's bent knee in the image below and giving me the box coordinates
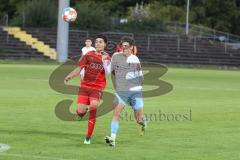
[90,100,100,107]
[77,103,87,109]
[76,109,86,117]
[114,109,121,116]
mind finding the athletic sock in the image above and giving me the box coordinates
[110,121,119,140]
[86,105,97,138]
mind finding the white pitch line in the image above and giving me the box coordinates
[0,153,77,160]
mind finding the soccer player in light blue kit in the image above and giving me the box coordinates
[105,36,147,147]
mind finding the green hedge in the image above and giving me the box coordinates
[11,0,57,27]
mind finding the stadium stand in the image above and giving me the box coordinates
[0,27,240,66]
[0,27,50,59]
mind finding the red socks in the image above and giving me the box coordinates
[86,105,97,138]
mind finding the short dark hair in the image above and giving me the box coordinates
[96,34,107,43]
[121,36,134,46]
[85,38,92,42]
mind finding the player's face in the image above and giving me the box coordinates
[122,42,133,54]
[85,40,92,47]
[95,38,106,52]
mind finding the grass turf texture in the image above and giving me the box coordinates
[0,62,239,160]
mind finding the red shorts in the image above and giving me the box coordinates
[78,87,102,104]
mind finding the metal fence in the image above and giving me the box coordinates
[165,21,240,43]
[145,34,240,54]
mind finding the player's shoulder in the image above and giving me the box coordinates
[112,52,123,58]
[127,54,140,63]
[81,47,88,52]
[85,50,95,56]
[90,47,96,51]
[81,47,86,53]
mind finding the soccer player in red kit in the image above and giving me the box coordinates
[65,34,111,144]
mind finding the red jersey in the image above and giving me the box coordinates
[78,51,111,91]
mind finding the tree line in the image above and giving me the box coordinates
[0,0,239,35]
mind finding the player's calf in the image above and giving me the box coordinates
[135,111,147,136]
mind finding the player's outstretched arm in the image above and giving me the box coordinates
[64,67,81,83]
[65,52,88,83]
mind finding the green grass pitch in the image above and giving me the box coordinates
[0,62,239,160]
